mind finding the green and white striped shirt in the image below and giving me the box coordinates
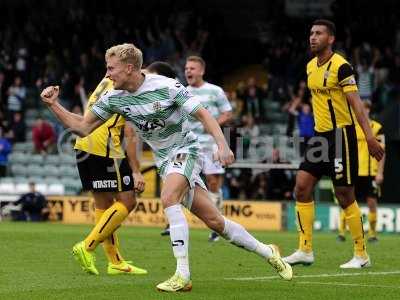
[91,74,203,170]
[187,82,231,150]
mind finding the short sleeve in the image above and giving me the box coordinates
[338,63,358,93]
[171,81,203,115]
[217,88,232,113]
[91,90,115,121]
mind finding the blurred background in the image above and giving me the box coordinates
[0,0,399,230]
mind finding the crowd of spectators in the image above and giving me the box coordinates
[0,0,399,200]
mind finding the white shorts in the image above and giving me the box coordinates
[160,150,207,210]
[202,149,225,175]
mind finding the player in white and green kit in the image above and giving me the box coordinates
[185,56,232,242]
[40,43,292,292]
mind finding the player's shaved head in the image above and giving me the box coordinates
[312,19,336,36]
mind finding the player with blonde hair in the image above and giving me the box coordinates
[41,43,292,292]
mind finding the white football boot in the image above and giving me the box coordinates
[283,250,314,266]
[340,255,371,269]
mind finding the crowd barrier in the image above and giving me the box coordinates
[43,196,400,233]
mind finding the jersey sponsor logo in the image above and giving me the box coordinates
[136,119,166,131]
[311,88,329,95]
[92,180,118,189]
[123,176,131,186]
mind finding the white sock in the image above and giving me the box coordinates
[222,217,272,259]
[164,204,190,280]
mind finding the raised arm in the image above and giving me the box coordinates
[41,86,104,137]
[193,107,234,166]
[346,92,384,161]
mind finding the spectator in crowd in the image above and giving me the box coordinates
[0,71,6,113]
[228,91,244,123]
[6,76,26,123]
[13,182,49,222]
[283,80,306,137]
[7,112,26,143]
[265,148,294,200]
[0,127,12,177]
[32,117,56,154]
[297,103,314,156]
[251,172,268,200]
[244,87,262,122]
[239,114,260,159]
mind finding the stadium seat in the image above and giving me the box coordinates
[31,154,45,165]
[11,164,27,176]
[61,178,82,195]
[26,176,45,184]
[27,164,45,177]
[8,152,30,165]
[47,183,65,195]
[0,177,14,184]
[45,155,60,166]
[45,165,60,177]
[13,177,29,184]
[60,155,76,165]
[44,177,60,185]
[0,182,15,194]
[35,183,48,194]
[59,165,78,178]
[12,143,28,153]
[15,183,30,194]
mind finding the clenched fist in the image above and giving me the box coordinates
[40,86,60,106]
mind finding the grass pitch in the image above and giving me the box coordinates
[0,222,399,299]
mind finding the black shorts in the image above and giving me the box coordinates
[76,151,134,192]
[299,125,358,186]
[355,176,380,200]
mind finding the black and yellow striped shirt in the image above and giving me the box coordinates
[74,78,126,158]
[307,53,358,132]
[356,119,384,176]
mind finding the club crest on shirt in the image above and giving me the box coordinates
[153,101,162,112]
[123,176,131,185]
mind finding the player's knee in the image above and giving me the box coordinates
[294,183,310,201]
[334,187,354,206]
[116,192,136,212]
[160,189,180,208]
[205,214,224,233]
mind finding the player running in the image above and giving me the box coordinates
[41,43,292,292]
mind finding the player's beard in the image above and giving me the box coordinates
[311,43,328,56]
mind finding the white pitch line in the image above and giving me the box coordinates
[297,281,400,289]
[224,270,400,281]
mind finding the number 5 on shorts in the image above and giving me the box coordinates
[334,158,343,174]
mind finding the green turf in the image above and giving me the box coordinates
[0,222,398,300]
